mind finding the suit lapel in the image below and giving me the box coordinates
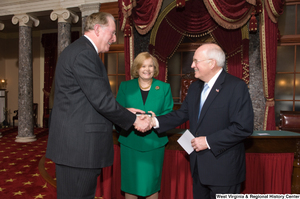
[82,36,97,51]
[197,71,226,128]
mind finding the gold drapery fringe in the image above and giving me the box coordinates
[134,0,164,35]
[129,28,134,79]
[203,0,254,30]
[241,24,249,40]
[264,0,278,23]
[260,0,269,99]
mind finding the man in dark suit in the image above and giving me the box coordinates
[46,12,150,199]
[151,43,254,199]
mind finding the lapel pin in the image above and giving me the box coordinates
[216,89,219,92]
[155,86,160,90]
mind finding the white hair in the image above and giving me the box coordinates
[204,44,226,67]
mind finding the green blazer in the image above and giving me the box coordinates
[116,78,174,151]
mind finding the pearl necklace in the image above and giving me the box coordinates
[138,78,153,90]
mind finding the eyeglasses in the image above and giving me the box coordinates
[99,24,116,37]
[110,31,116,36]
[193,59,211,65]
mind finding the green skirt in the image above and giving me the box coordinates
[120,144,165,197]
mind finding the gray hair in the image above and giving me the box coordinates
[84,12,115,32]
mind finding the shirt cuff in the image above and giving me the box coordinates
[205,137,210,149]
[153,117,159,129]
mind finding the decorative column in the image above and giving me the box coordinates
[80,3,100,34]
[0,89,5,138]
[50,9,79,56]
[48,10,79,115]
[12,14,39,143]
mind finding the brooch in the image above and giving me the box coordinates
[155,86,160,90]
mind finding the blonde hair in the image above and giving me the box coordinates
[84,12,115,32]
[131,52,159,78]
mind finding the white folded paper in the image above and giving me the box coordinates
[177,129,195,155]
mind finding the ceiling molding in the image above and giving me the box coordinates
[0,0,117,17]
[0,0,117,33]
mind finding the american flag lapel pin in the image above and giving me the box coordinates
[216,89,219,92]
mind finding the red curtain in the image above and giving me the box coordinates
[119,0,163,35]
[41,33,58,127]
[259,0,285,130]
[242,153,294,193]
[211,25,250,83]
[95,145,294,198]
[159,150,193,199]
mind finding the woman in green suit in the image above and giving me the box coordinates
[116,52,173,199]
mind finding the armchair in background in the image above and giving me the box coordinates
[175,73,198,129]
[12,110,18,127]
[279,111,300,133]
[180,72,198,102]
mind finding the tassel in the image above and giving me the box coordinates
[249,11,257,33]
[176,0,185,8]
[249,0,262,33]
[124,18,132,37]
[256,0,262,14]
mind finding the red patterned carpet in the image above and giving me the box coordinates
[0,127,57,199]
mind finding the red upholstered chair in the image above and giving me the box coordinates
[279,111,300,133]
[180,73,197,102]
[175,73,197,129]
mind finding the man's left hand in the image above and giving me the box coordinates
[191,136,208,152]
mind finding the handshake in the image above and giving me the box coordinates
[128,108,157,132]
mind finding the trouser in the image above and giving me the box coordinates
[192,162,241,199]
[55,164,101,199]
